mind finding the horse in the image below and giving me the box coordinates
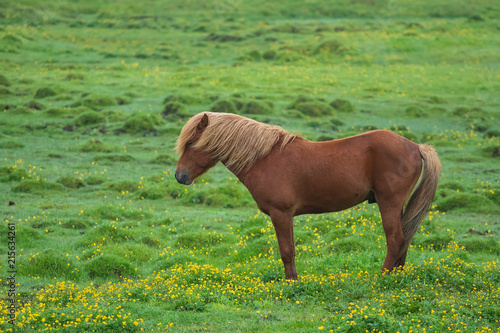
[175,112,441,280]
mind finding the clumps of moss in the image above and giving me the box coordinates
[452,106,483,118]
[437,181,466,199]
[484,130,500,139]
[287,95,355,117]
[18,249,79,280]
[85,176,106,186]
[481,146,500,158]
[26,100,46,110]
[163,94,201,105]
[73,111,106,127]
[61,219,90,230]
[208,94,275,115]
[210,100,237,113]
[107,180,138,193]
[313,40,348,55]
[413,234,451,251]
[116,95,132,105]
[85,254,138,279]
[12,180,64,193]
[71,93,118,110]
[0,74,10,86]
[57,175,85,189]
[65,73,85,81]
[183,184,253,208]
[405,105,426,118]
[204,33,244,42]
[45,107,70,117]
[427,96,446,104]
[330,99,355,113]
[117,113,162,134]
[287,95,335,117]
[0,140,24,149]
[0,33,23,52]
[292,100,334,117]
[387,125,419,141]
[162,102,187,117]
[242,100,273,115]
[0,166,29,182]
[34,87,57,99]
[77,139,120,153]
[437,193,497,213]
[93,154,135,163]
[149,154,177,165]
[237,50,262,62]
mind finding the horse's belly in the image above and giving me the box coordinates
[295,190,370,216]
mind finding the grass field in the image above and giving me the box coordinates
[1,0,500,332]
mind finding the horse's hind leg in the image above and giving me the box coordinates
[377,198,406,273]
[269,210,297,280]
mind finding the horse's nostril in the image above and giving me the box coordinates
[175,170,179,179]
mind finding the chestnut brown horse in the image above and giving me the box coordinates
[175,112,441,280]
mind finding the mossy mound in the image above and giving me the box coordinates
[34,87,57,99]
[287,95,315,109]
[330,99,355,113]
[93,154,135,163]
[484,130,500,139]
[149,154,177,165]
[71,94,117,110]
[118,113,162,134]
[115,95,132,105]
[481,146,500,158]
[0,74,10,86]
[427,96,446,104]
[437,193,497,213]
[405,105,426,118]
[313,40,347,55]
[77,139,120,153]
[57,175,86,189]
[204,33,244,42]
[237,50,262,62]
[210,100,237,113]
[294,101,335,117]
[438,181,466,192]
[162,102,187,117]
[108,180,138,193]
[18,249,79,279]
[73,111,106,126]
[85,176,106,185]
[163,94,201,105]
[45,107,70,117]
[12,180,64,193]
[26,100,46,110]
[85,254,137,279]
[0,166,29,182]
[0,140,24,148]
[241,100,273,115]
[182,184,254,208]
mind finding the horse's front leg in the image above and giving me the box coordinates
[269,210,297,280]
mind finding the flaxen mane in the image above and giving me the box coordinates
[176,112,298,174]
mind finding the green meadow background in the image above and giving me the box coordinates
[1,0,499,332]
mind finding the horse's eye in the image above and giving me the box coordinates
[187,141,193,146]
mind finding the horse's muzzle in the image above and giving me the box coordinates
[175,170,192,185]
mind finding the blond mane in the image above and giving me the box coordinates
[176,112,298,174]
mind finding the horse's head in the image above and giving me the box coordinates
[175,114,217,185]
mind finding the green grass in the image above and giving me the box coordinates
[0,0,499,332]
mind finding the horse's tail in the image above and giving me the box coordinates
[400,144,442,254]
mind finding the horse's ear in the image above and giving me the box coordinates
[197,113,209,132]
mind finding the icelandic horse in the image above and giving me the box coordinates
[175,112,441,280]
